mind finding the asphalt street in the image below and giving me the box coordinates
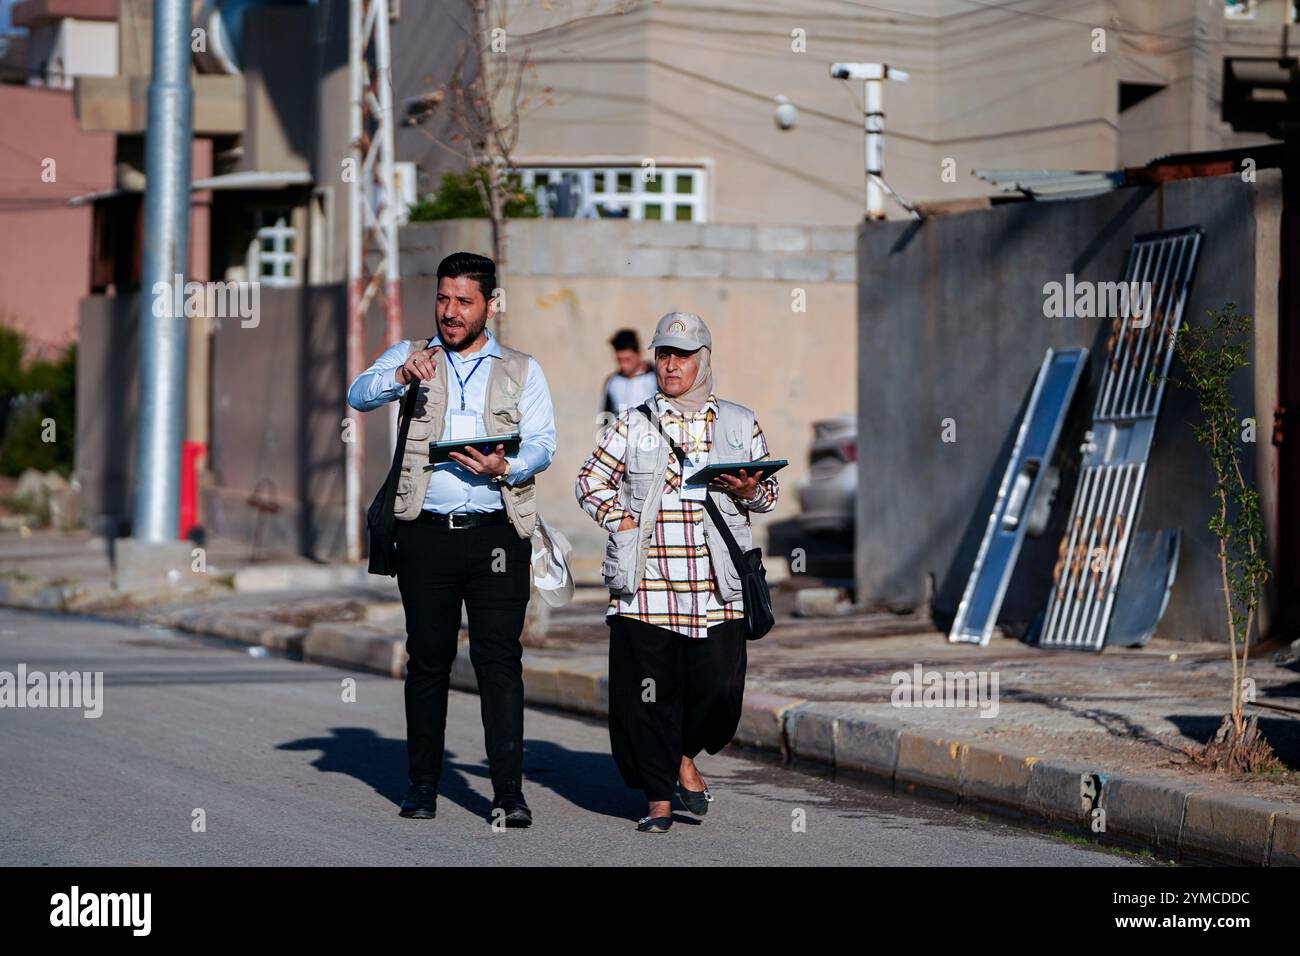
[0,608,1150,866]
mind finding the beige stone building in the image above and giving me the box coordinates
[450,0,1291,226]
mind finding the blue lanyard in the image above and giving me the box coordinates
[450,354,487,410]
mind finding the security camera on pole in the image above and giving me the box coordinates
[829,62,909,220]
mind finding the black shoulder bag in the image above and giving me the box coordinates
[366,343,431,576]
[637,402,775,640]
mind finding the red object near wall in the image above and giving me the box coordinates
[180,441,207,540]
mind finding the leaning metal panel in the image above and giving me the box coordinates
[949,347,1088,646]
[1039,227,1203,651]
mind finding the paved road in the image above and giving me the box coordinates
[0,608,1149,866]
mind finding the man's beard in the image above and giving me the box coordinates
[441,316,487,350]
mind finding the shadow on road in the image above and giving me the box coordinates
[275,728,647,820]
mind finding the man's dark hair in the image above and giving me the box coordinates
[609,329,640,352]
[436,251,497,300]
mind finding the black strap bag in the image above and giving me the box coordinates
[637,402,775,640]
[366,342,431,576]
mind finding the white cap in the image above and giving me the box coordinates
[648,311,711,351]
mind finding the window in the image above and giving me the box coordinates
[1224,0,1257,19]
[516,165,708,221]
[249,209,298,287]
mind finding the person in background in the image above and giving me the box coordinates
[601,328,657,416]
[575,311,779,833]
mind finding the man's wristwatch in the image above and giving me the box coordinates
[492,460,511,484]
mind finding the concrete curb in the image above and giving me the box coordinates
[302,622,405,678]
[773,702,1297,865]
[0,577,224,615]
[231,563,373,593]
[168,609,308,654]
[12,598,1297,866]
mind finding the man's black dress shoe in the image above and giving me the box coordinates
[491,793,533,828]
[399,784,438,819]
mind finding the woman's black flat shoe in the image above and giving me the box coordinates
[676,782,713,815]
[636,815,673,833]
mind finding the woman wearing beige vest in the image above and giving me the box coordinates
[575,312,780,832]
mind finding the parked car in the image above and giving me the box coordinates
[796,416,856,535]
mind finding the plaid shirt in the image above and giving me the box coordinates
[576,391,779,639]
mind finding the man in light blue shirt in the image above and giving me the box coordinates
[346,251,555,829]
[348,325,556,513]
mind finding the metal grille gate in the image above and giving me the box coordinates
[1038,227,1203,650]
[949,347,1088,646]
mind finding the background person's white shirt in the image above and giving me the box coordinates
[604,369,656,414]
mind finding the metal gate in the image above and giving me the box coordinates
[949,347,1088,645]
[1038,227,1204,650]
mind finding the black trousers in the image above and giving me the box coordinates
[394,517,532,796]
[607,615,748,803]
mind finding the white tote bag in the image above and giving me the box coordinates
[530,515,575,607]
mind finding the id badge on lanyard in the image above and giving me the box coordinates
[679,419,708,502]
[448,408,481,441]
[448,353,487,442]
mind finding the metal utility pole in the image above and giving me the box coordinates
[830,62,909,220]
[346,0,405,562]
[132,0,193,542]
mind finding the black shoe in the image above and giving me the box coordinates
[399,783,437,819]
[676,781,713,815]
[491,793,533,828]
[636,815,673,833]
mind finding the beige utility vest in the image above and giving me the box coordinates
[392,338,539,539]
[603,399,756,603]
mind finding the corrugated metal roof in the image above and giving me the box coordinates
[973,169,1126,201]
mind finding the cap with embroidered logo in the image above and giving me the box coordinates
[648,311,711,352]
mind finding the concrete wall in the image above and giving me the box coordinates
[76,293,137,538]
[855,170,1283,644]
[77,285,399,558]
[240,7,317,176]
[203,285,395,560]
[310,0,351,284]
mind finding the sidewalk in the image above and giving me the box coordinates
[2,529,1297,865]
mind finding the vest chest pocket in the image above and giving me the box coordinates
[489,403,521,431]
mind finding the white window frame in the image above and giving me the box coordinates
[514,163,709,222]
[248,209,298,287]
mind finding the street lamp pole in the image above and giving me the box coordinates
[132,0,194,542]
[830,62,909,220]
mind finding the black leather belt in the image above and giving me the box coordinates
[414,509,509,529]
